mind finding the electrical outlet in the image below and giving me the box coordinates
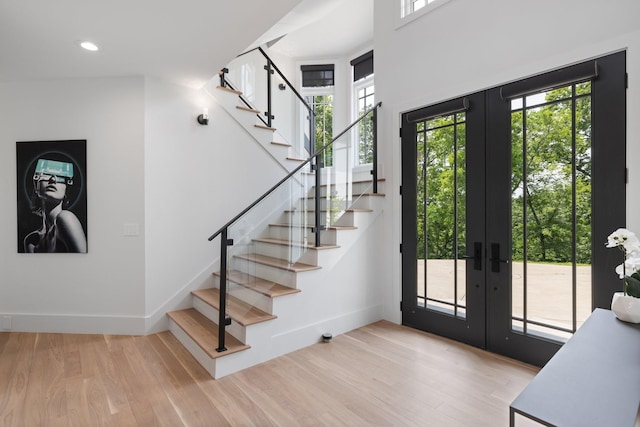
[2,316,12,330]
[123,223,140,237]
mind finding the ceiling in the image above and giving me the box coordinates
[251,0,374,59]
[0,0,373,88]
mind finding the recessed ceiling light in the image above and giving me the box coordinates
[79,41,99,51]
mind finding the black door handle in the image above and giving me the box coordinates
[461,242,482,271]
[490,243,509,273]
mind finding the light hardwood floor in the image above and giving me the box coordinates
[0,321,543,426]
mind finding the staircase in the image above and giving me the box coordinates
[166,55,383,378]
[167,172,384,378]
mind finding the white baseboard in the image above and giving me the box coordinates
[269,304,385,357]
[0,312,145,335]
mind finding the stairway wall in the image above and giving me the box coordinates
[0,77,147,333]
[144,77,289,333]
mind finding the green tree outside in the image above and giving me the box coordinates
[419,83,592,265]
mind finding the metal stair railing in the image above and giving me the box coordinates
[207,101,381,352]
[220,46,316,158]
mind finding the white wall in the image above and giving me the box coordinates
[0,75,294,335]
[143,77,288,332]
[0,77,146,333]
[374,0,640,323]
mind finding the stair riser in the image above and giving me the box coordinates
[347,195,374,211]
[192,297,247,344]
[266,226,337,246]
[332,211,355,227]
[309,181,379,198]
[252,241,316,267]
[168,320,218,378]
[212,277,274,314]
[280,210,316,224]
[301,197,366,212]
[231,257,299,288]
[280,210,356,228]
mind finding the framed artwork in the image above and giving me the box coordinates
[16,140,87,253]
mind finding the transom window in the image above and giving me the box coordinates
[399,0,453,24]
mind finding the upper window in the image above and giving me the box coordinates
[398,0,452,27]
[402,0,429,17]
[351,50,375,165]
[350,50,373,82]
[301,64,335,88]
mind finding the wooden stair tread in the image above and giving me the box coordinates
[314,178,386,187]
[213,270,300,297]
[167,308,249,358]
[234,253,321,273]
[254,124,276,131]
[253,237,340,250]
[216,85,242,96]
[304,192,385,199]
[284,208,374,213]
[271,141,291,147]
[192,288,276,326]
[269,223,357,231]
[236,105,260,114]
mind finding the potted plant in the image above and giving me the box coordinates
[606,228,640,323]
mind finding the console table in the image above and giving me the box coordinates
[510,308,640,426]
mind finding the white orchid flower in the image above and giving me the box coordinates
[615,256,640,278]
[606,228,640,253]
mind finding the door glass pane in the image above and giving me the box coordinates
[416,113,467,318]
[306,95,334,166]
[510,83,592,341]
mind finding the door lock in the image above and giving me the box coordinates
[461,241,482,271]
[489,243,509,273]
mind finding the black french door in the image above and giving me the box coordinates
[401,92,487,348]
[402,52,626,366]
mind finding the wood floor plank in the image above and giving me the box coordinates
[157,332,277,426]
[22,334,67,426]
[0,333,37,427]
[92,335,138,425]
[0,321,555,426]
[145,333,231,426]
[110,338,165,426]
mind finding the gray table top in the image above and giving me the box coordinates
[510,308,640,427]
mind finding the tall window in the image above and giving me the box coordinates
[301,64,335,165]
[306,94,334,166]
[355,81,375,164]
[351,51,375,165]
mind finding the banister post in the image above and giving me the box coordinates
[313,156,324,248]
[264,60,274,128]
[219,68,228,88]
[216,228,231,353]
[308,108,315,157]
[372,106,379,194]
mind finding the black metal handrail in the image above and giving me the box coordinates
[237,47,314,115]
[209,101,381,352]
[221,47,316,154]
[208,101,382,242]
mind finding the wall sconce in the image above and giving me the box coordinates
[197,108,209,125]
